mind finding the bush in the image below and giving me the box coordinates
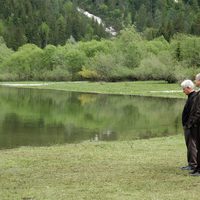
[0,37,13,64]
[78,40,111,57]
[51,45,87,80]
[174,66,199,82]
[145,36,169,55]
[78,67,99,80]
[42,68,71,81]
[0,28,199,82]
[0,73,18,81]
[116,27,143,68]
[171,34,200,67]
[1,44,44,80]
[79,52,134,81]
[133,53,176,83]
[42,45,57,71]
[86,53,117,81]
[64,49,87,79]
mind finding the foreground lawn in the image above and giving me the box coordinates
[0,135,200,200]
[0,81,185,98]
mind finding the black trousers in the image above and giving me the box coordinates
[184,128,197,168]
[190,127,200,171]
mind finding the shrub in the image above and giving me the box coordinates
[78,67,99,80]
[42,45,57,71]
[171,34,200,67]
[145,36,169,55]
[79,52,134,81]
[42,67,71,81]
[0,73,18,81]
[133,53,176,83]
[174,65,199,82]
[78,39,111,57]
[0,37,13,64]
[1,44,44,80]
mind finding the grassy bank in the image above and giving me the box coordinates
[0,81,192,199]
[0,81,185,98]
[0,135,199,200]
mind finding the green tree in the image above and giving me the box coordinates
[135,4,147,32]
[39,22,50,48]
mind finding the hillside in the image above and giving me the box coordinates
[0,0,108,50]
[0,0,199,49]
[76,0,200,39]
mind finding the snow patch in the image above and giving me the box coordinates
[150,90,182,93]
[77,8,103,25]
[105,26,117,36]
[77,7,117,36]
[0,83,50,87]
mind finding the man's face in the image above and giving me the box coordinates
[183,87,193,95]
[195,79,200,87]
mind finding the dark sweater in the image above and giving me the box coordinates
[182,91,196,126]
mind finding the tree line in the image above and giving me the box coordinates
[0,27,199,82]
[0,0,199,50]
[76,0,200,41]
[0,0,108,50]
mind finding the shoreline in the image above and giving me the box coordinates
[0,81,186,99]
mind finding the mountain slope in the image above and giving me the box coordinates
[75,0,200,40]
[0,0,199,49]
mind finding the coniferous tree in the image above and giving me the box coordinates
[0,0,199,49]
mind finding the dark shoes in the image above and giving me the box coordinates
[180,166,200,176]
[180,165,194,170]
[190,170,200,176]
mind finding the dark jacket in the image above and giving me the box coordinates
[186,90,200,128]
[182,91,197,126]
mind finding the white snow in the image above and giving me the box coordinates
[105,26,117,36]
[77,7,117,36]
[150,90,182,93]
[77,8,103,25]
[0,83,50,87]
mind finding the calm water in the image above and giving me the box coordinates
[0,87,185,149]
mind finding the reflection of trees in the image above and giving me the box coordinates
[78,94,97,105]
[90,130,118,142]
[122,104,139,127]
[0,87,184,148]
[174,116,180,133]
[0,113,93,148]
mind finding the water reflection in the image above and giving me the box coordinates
[0,87,184,149]
[90,130,117,142]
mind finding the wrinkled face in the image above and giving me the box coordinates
[183,87,193,95]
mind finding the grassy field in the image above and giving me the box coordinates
[0,135,199,200]
[1,81,196,200]
[0,80,186,98]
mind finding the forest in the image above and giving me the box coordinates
[0,0,199,49]
[76,0,200,40]
[0,27,199,82]
[0,0,199,82]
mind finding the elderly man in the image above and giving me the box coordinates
[181,80,197,171]
[185,73,200,176]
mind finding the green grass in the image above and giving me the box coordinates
[0,80,186,98]
[0,135,199,200]
[0,81,194,199]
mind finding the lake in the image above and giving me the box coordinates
[0,87,185,149]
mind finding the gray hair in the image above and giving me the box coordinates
[181,80,194,89]
[196,73,200,81]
